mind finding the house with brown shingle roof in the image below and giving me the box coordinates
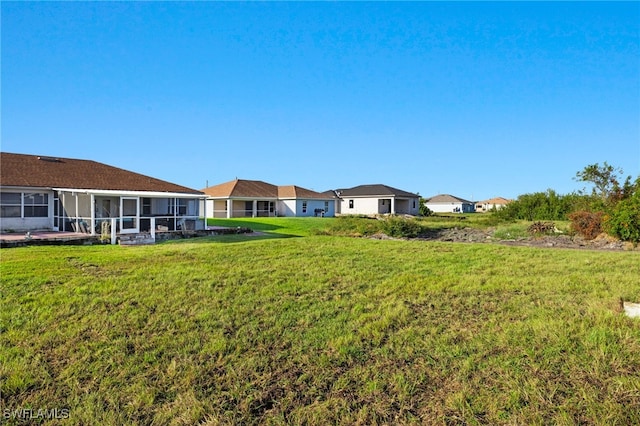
[326,184,421,216]
[201,179,335,218]
[0,152,206,235]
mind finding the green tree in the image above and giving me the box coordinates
[419,198,433,216]
[574,162,632,207]
[605,177,640,243]
[494,189,575,221]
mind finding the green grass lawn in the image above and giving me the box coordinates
[2,221,640,424]
[208,217,335,237]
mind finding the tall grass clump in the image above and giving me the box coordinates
[318,215,428,238]
[379,216,425,238]
[315,215,382,237]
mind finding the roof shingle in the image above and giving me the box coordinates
[426,194,473,203]
[202,179,331,199]
[0,152,201,194]
[202,179,278,198]
[334,184,419,198]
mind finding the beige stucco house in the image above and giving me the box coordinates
[475,197,512,213]
[201,179,335,218]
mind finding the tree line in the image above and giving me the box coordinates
[493,162,640,242]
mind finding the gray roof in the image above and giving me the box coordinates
[332,184,419,198]
[426,194,473,204]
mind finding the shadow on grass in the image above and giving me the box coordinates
[207,219,285,232]
[159,232,302,244]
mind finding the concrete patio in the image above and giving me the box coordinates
[0,231,99,248]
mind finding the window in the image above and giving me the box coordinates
[169,199,188,215]
[302,201,307,213]
[1,193,21,217]
[413,200,416,208]
[324,201,329,212]
[142,198,151,215]
[23,193,49,217]
[1,192,48,218]
[349,200,354,209]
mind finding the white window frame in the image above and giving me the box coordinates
[120,197,139,234]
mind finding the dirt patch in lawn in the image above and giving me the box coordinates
[410,228,637,251]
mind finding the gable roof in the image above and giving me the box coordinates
[0,152,201,194]
[278,185,331,199]
[202,179,330,199]
[426,194,473,204]
[477,197,512,205]
[334,184,419,198]
[202,179,278,198]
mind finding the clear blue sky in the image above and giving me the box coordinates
[2,1,639,200]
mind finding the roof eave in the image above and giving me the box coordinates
[53,188,205,198]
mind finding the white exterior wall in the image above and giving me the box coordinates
[337,197,419,215]
[427,203,458,213]
[339,197,381,215]
[0,214,54,232]
[278,200,297,217]
[427,202,474,213]
[477,202,507,212]
[411,199,420,215]
[0,188,55,232]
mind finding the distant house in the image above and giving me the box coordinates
[201,179,335,218]
[327,184,420,216]
[0,152,206,234]
[475,197,512,213]
[425,194,475,213]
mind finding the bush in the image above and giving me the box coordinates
[419,198,433,216]
[323,216,382,237]
[568,210,604,240]
[380,216,425,238]
[320,216,427,238]
[605,191,640,243]
[494,189,577,221]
